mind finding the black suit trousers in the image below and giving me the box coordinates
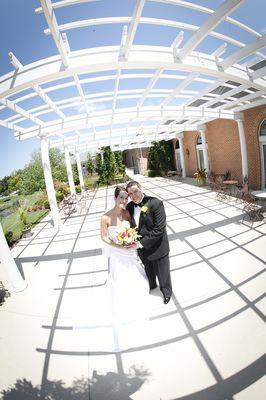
[139,252,172,298]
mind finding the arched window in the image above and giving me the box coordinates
[259,119,266,136]
[259,119,266,189]
[197,135,202,145]
[175,140,180,149]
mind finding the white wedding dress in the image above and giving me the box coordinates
[107,222,149,320]
[102,221,150,351]
[74,220,150,352]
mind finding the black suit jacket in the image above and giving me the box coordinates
[126,196,169,261]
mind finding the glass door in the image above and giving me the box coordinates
[197,148,204,170]
[175,150,182,172]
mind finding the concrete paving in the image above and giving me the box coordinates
[0,176,265,400]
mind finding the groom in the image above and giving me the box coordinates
[126,181,172,304]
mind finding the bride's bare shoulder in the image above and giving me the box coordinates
[102,210,113,220]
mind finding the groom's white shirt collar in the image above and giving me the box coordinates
[133,205,141,227]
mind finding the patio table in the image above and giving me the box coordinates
[223,180,238,196]
[251,190,266,209]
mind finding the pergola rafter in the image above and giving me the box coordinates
[0,0,265,153]
[177,0,245,62]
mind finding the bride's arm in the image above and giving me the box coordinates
[100,215,124,249]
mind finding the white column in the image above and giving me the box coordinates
[178,137,186,178]
[40,136,60,229]
[75,150,85,191]
[64,146,76,195]
[0,224,27,292]
[199,125,209,174]
[235,113,248,180]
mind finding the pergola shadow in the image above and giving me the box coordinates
[2,178,265,400]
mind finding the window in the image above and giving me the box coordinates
[197,135,202,145]
[259,119,266,136]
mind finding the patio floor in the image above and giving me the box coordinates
[0,176,265,400]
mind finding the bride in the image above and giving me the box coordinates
[100,186,149,351]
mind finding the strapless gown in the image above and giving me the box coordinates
[106,223,149,321]
[73,222,150,352]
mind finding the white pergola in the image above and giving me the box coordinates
[1,0,266,290]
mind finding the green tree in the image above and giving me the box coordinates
[86,153,95,175]
[7,170,22,193]
[95,153,102,175]
[19,148,68,195]
[102,146,117,184]
[49,148,68,182]
[114,151,125,175]
[0,176,10,195]
[19,152,45,195]
[148,140,174,174]
[72,163,79,185]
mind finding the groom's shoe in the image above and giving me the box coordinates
[163,296,171,304]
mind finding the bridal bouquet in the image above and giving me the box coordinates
[117,226,141,246]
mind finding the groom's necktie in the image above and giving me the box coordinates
[133,198,145,208]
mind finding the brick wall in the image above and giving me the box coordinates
[243,105,266,189]
[205,118,242,181]
[126,105,266,189]
[178,105,266,189]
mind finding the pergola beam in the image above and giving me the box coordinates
[200,83,250,108]
[39,0,69,67]
[161,72,199,106]
[0,98,44,127]
[137,68,163,108]
[2,48,266,102]
[250,66,266,81]
[177,0,245,61]
[123,0,146,60]
[35,0,100,13]
[43,17,257,52]
[150,0,261,38]
[14,105,234,141]
[218,90,266,110]
[220,35,266,70]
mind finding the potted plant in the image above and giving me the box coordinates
[18,207,32,238]
[194,168,207,185]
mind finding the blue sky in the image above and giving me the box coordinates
[0,0,265,178]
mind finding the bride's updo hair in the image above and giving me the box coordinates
[114,185,127,198]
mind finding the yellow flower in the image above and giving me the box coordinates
[141,205,148,214]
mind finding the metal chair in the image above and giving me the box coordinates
[242,193,263,223]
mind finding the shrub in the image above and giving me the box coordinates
[148,140,175,173]
[18,207,28,225]
[5,231,13,246]
[75,185,81,193]
[43,200,50,209]
[54,180,69,196]
[148,170,161,177]
[56,192,64,203]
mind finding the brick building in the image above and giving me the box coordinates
[125,105,266,190]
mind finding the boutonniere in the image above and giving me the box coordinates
[140,204,149,214]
